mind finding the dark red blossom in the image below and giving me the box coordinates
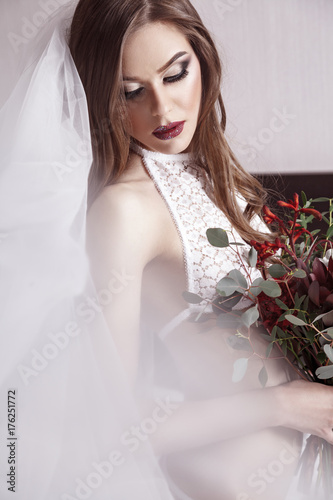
[250,238,284,265]
[262,205,284,225]
[257,280,297,332]
[299,208,322,221]
[277,193,322,220]
[278,193,300,211]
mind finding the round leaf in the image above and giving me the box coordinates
[232,357,249,383]
[324,344,333,363]
[217,277,242,296]
[259,280,282,298]
[206,228,229,248]
[268,264,287,279]
[227,336,252,352]
[248,277,265,297]
[316,365,333,380]
[241,306,259,328]
[228,269,248,291]
[292,269,307,279]
[322,328,333,339]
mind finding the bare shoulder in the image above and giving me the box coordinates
[87,156,162,270]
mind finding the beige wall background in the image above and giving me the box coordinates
[1,0,332,174]
[192,0,333,174]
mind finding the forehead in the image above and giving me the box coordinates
[122,22,193,78]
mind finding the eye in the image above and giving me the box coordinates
[164,61,190,84]
[125,87,144,101]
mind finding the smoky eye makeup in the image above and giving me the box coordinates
[123,56,191,101]
[163,58,190,83]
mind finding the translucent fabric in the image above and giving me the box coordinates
[0,2,325,500]
[0,4,175,499]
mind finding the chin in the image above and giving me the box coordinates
[152,136,194,155]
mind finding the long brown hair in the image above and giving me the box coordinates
[69,0,269,242]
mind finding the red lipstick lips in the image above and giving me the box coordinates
[153,121,185,140]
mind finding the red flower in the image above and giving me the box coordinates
[277,193,322,220]
[250,239,284,266]
[257,280,296,332]
[262,205,283,225]
[299,208,322,221]
[287,221,313,243]
[278,193,300,211]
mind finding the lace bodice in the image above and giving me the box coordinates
[130,143,263,337]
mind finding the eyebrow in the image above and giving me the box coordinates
[123,51,189,82]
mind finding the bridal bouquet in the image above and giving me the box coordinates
[185,192,333,495]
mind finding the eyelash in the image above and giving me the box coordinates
[124,63,190,101]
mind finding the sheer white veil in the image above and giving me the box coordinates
[0,1,176,498]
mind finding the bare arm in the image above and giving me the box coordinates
[87,185,333,457]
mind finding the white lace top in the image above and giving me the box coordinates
[130,143,265,338]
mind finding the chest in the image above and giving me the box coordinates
[140,155,252,312]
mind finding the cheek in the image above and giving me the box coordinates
[126,104,149,135]
[180,64,202,113]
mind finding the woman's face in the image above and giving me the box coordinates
[122,22,202,154]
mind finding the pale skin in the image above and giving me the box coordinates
[86,21,333,500]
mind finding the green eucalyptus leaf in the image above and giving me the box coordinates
[227,336,252,352]
[281,342,288,356]
[275,327,289,339]
[322,327,333,339]
[249,277,265,297]
[313,312,330,323]
[326,225,333,240]
[304,330,316,343]
[301,191,307,206]
[271,325,277,340]
[275,298,289,311]
[206,228,229,248]
[285,314,307,326]
[277,312,288,323]
[258,366,268,388]
[232,357,249,383]
[317,352,327,364]
[229,242,245,246]
[228,269,248,291]
[182,291,203,304]
[268,264,287,279]
[266,343,274,357]
[312,197,331,202]
[216,277,239,296]
[316,365,333,380]
[248,247,258,268]
[259,280,282,298]
[260,333,274,342]
[324,344,333,363]
[292,269,307,279]
[294,294,306,309]
[241,306,259,328]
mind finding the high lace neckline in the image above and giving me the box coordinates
[130,142,194,163]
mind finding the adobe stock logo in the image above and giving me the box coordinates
[7,0,72,54]
[214,0,245,20]
[238,106,297,162]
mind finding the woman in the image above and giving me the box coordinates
[0,1,331,499]
[68,1,333,499]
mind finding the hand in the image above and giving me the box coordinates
[277,379,333,445]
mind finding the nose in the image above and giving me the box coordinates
[150,86,172,117]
